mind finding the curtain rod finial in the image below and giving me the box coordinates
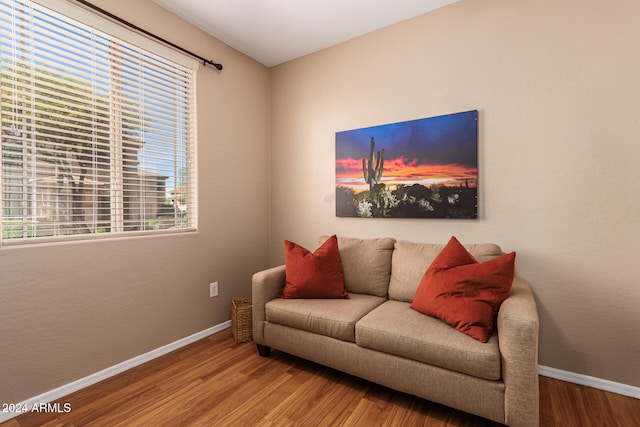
[203,59,222,71]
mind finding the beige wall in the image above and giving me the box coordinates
[0,0,271,404]
[269,0,640,387]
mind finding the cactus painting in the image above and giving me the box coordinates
[362,137,384,192]
[336,110,478,219]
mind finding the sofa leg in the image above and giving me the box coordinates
[256,344,271,357]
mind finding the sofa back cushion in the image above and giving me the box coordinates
[388,240,504,302]
[320,236,396,297]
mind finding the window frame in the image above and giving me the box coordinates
[0,0,199,246]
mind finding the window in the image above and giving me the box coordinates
[0,0,197,245]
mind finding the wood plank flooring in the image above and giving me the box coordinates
[3,329,638,426]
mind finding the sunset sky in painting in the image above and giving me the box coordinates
[336,110,478,194]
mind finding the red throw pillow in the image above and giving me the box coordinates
[410,236,515,343]
[281,235,349,299]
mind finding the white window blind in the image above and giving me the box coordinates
[0,0,197,245]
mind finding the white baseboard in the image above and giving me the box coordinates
[539,365,640,399]
[0,321,231,423]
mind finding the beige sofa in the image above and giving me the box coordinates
[252,236,539,427]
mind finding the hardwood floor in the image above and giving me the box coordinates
[3,329,638,426]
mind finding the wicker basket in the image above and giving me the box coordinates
[231,297,253,343]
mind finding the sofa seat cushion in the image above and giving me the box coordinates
[355,300,501,380]
[265,293,386,342]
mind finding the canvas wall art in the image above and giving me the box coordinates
[335,110,478,219]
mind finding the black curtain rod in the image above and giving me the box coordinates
[73,0,223,71]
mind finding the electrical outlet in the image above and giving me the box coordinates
[209,282,219,298]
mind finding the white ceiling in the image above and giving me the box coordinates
[152,0,460,68]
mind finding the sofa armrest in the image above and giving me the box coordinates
[251,265,286,345]
[498,277,540,427]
